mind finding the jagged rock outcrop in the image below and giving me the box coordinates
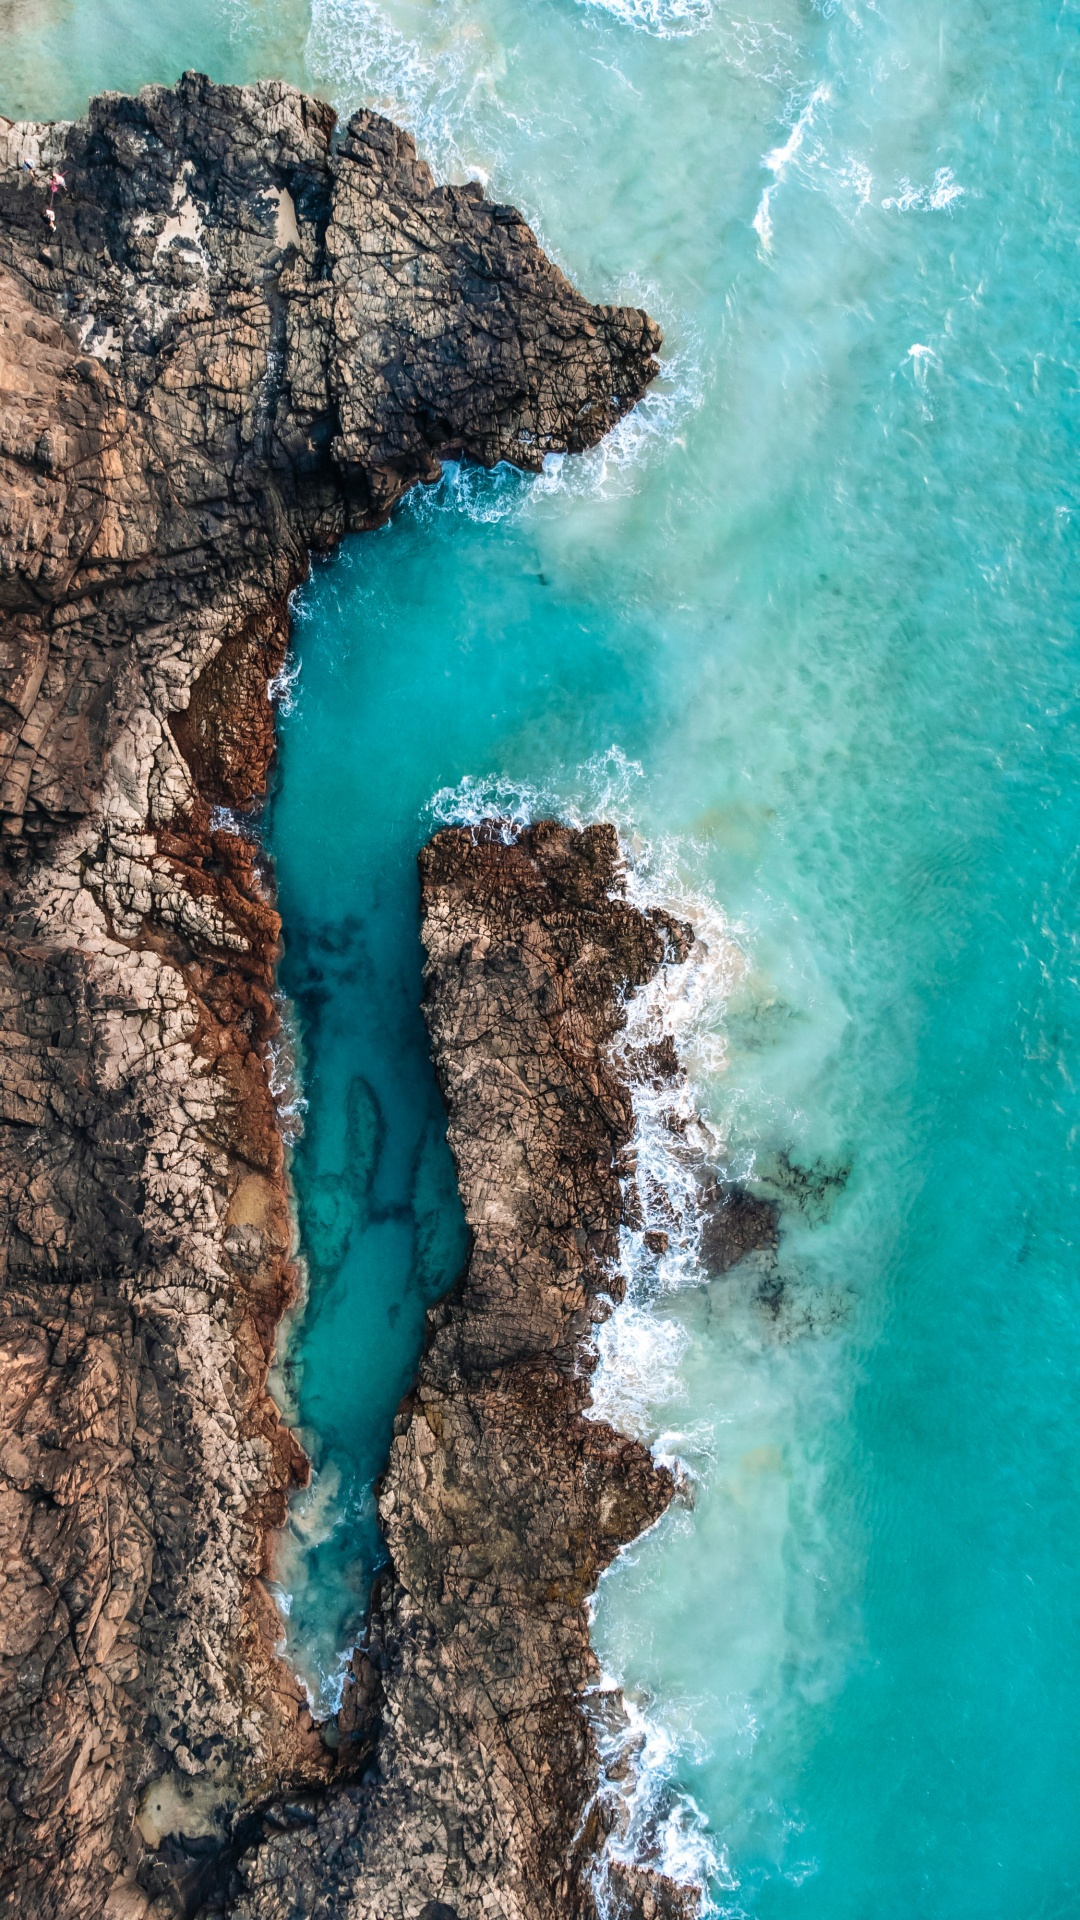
[0,74,660,1920]
[230,820,697,1920]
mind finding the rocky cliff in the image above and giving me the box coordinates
[0,74,661,1920]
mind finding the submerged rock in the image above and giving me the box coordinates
[0,74,660,1920]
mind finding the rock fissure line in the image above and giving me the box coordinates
[0,69,776,1920]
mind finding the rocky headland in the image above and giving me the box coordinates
[0,68,768,1920]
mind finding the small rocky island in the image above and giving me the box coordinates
[0,70,746,1920]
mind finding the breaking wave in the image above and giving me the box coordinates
[588,1684,733,1917]
[399,325,702,531]
[427,743,648,835]
[586,849,746,1907]
[269,648,301,716]
[267,995,308,1145]
[752,85,831,253]
[428,756,750,1906]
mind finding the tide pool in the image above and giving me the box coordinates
[7,1,1080,1914]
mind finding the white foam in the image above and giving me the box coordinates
[536,334,703,503]
[307,0,499,185]
[881,166,965,212]
[905,342,937,387]
[310,0,585,292]
[580,856,756,1908]
[589,828,766,1910]
[272,1463,381,1714]
[406,458,533,529]
[268,649,301,715]
[575,0,713,38]
[834,153,874,208]
[271,1464,350,1711]
[428,760,751,1907]
[427,742,648,836]
[588,1685,727,1911]
[719,16,797,91]
[208,805,244,835]
[398,331,701,532]
[307,0,701,517]
[268,996,308,1143]
[752,85,831,254]
[589,1304,689,1441]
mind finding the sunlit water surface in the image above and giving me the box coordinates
[9,1,1080,1914]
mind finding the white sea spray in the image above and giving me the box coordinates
[588,1683,730,1917]
[307,0,509,186]
[400,321,703,531]
[208,804,244,835]
[582,844,747,1906]
[539,329,704,503]
[427,743,649,837]
[585,1304,689,1441]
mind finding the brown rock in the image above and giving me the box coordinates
[0,75,660,1920]
[231,822,699,1920]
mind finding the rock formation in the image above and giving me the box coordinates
[0,74,661,1920]
[230,820,697,1920]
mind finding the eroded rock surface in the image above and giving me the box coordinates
[231,820,697,1920]
[0,74,660,1920]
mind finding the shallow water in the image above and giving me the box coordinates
[9,1,1080,1913]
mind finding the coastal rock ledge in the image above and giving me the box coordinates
[0,70,670,1920]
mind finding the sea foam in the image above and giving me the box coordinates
[428,759,748,1907]
[586,844,748,1908]
[396,320,702,531]
[880,166,965,212]
[574,0,713,39]
[752,84,831,253]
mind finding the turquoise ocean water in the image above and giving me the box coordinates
[9,1,1080,1912]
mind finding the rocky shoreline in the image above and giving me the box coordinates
[0,70,775,1920]
[229,819,702,1920]
[0,68,669,1920]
